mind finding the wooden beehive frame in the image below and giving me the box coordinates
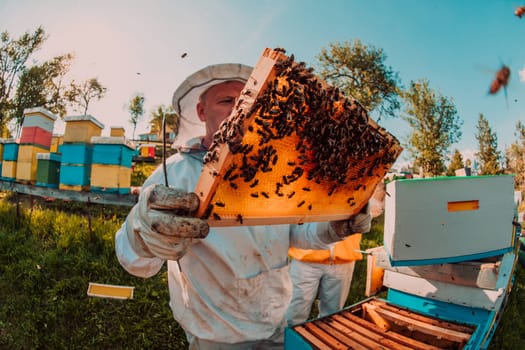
[194,48,402,226]
[292,298,475,350]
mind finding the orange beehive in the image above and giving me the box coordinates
[194,48,402,226]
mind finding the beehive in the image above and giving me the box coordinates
[110,126,125,137]
[90,136,135,194]
[58,143,93,191]
[384,175,516,266]
[20,126,52,148]
[194,48,402,226]
[63,115,104,143]
[1,160,17,181]
[50,135,63,153]
[36,152,61,188]
[22,107,57,132]
[16,144,50,183]
[3,139,19,162]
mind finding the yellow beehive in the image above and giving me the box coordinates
[18,144,49,162]
[63,115,104,143]
[2,160,17,179]
[50,135,63,153]
[16,160,39,182]
[110,126,125,137]
[90,164,131,194]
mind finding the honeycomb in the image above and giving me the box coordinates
[194,48,402,226]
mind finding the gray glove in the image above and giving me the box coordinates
[126,183,209,260]
[328,203,372,240]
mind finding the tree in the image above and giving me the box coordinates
[446,148,464,176]
[475,114,501,175]
[0,27,47,135]
[402,79,462,177]
[149,104,179,140]
[128,93,145,140]
[11,53,74,134]
[506,121,525,195]
[65,78,107,115]
[316,39,402,120]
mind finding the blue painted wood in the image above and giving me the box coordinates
[59,164,91,186]
[58,143,93,165]
[90,186,130,195]
[92,144,135,167]
[3,142,19,161]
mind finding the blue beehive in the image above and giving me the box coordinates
[58,143,93,191]
[91,136,135,167]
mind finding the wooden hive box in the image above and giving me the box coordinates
[90,164,131,194]
[59,164,91,191]
[36,152,61,188]
[194,48,402,226]
[59,143,93,165]
[50,134,63,153]
[16,144,50,183]
[110,126,125,137]
[22,107,57,133]
[2,139,19,162]
[91,136,136,167]
[20,126,53,148]
[63,115,104,143]
[1,160,17,181]
[384,176,516,266]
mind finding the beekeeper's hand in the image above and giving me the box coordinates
[329,203,371,239]
[126,184,209,260]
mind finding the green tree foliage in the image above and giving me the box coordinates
[446,148,464,176]
[475,114,501,175]
[402,79,462,177]
[316,39,402,120]
[11,53,74,134]
[128,93,145,139]
[0,27,47,136]
[149,104,179,139]
[65,77,107,116]
[505,121,525,194]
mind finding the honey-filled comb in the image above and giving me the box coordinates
[194,48,402,226]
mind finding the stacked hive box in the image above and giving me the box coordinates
[110,126,125,137]
[59,115,104,191]
[16,107,57,183]
[50,134,63,153]
[90,136,136,194]
[36,153,62,188]
[1,139,17,181]
[0,139,4,174]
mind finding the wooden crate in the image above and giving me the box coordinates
[90,164,131,194]
[1,160,17,181]
[36,152,61,188]
[16,160,38,183]
[384,176,515,266]
[20,126,53,148]
[194,48,402,226]
[91,136,135,167]
[285,297,475,349]
[17,144,49,163]
[3,140,19,161]
[22,107,57,132]
[63,115,104,143]
[110,126,125,137]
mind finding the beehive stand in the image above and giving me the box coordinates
[194,48,402,226]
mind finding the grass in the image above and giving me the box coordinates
[0,190,524,349]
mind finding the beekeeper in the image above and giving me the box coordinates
[286,183,385,326]
[115,63,371,349]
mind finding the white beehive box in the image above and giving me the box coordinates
[384,175,516,266]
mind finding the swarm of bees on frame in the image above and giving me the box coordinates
[201,48,401,222]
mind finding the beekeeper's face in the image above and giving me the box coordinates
[197,80,244,143]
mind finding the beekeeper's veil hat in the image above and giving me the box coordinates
[172,63,253,149]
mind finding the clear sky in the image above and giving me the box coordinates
[1,0,524,167]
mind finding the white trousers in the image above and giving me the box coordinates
[285,259,356,326]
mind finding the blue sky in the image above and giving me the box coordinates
[1,0,524,167]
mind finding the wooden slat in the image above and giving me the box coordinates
[365,250,385,297]
[303,322,354,350]
[315,319,386,349]
[368,304,472,343]
[337,311,442,350]
[369,299,475,334]
[293,326,333,350]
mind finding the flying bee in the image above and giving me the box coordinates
[489,65,510,95]
[515,6,525,18]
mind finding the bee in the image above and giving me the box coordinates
[181,52,188,58]
[489,65,510,95]
[515,6,525,18]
